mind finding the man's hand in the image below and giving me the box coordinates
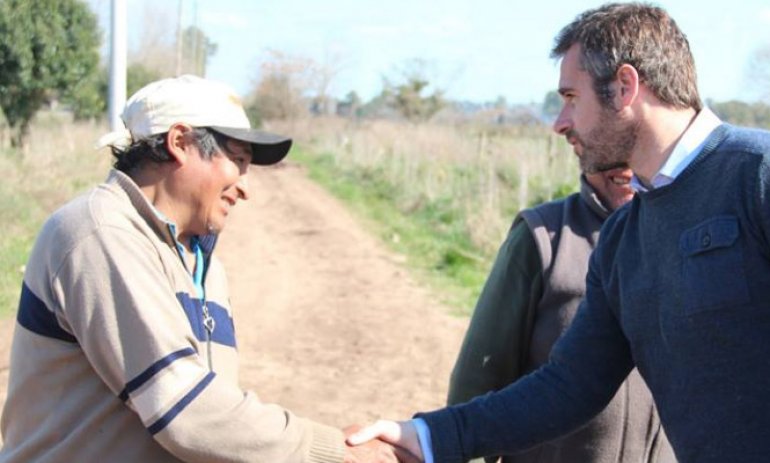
[343,424,421,463]
[345,421,423,462]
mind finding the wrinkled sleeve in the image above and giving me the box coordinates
[54,226,344,463]
[447,221,543,405]
[417,241,634,463]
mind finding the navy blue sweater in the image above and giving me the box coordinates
[420,124,770,463]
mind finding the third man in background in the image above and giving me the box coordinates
[447,160,675,462]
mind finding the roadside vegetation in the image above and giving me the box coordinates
[0,115,576,318]
[0,116,110,317]
[269,117,579,313]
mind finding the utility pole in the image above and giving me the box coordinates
[108,0,127,131]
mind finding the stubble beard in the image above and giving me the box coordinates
[578,109,638,174]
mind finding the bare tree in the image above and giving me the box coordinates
[245,50,316,121]
[310,49,348,116]
[129,3,176,77]
[128,3,216,79]
[244,48,349,122]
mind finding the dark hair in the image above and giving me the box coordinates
[111,127,235,173]
[551,2,701,111]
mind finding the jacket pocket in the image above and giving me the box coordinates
[679,215,750,313]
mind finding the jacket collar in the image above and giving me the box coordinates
[579,174,612,220]
[105,169,219,259]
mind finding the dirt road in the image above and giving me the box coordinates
[0,161,468,430]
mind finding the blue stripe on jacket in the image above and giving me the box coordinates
[118,347,197,402]
[176,293,236,347]
[147,372,216,435]
[17,282,77,343]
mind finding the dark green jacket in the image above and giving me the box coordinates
[447,177,674,463]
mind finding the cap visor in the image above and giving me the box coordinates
[210,126,292,165]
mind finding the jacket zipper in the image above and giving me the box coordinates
[202,300,216,372]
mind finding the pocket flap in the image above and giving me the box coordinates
[680,216,739,257]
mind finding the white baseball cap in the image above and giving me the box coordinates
[98,75,291,165]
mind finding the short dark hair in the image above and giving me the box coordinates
[551,2,701,111]
[111,128,235,173]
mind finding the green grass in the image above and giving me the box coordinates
[293,146,492,314]
[284,118,582,317]
[0,119,110,318]
[0,156,45,317]
[0,236,32,316]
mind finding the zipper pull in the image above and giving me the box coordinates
[202,303,216,334]
[202,302,215,371]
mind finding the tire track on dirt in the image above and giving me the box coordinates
[218,162,468,426]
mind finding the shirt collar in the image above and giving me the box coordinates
[579,174,612,220]
[630,107,722,192]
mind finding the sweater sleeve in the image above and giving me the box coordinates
[417,242,634,463]
[447,220,543,406]
[54,226,345,463]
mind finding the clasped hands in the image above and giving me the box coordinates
[343,420,424,463]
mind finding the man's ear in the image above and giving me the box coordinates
[615,63,640,108]
[165,123,194,164]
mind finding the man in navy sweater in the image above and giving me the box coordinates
[349,3,770,462]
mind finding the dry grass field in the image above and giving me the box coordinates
[268,117,578,254]
[0,117,111,314]
[0,115,578,315]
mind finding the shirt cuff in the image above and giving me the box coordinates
[412,418,434,463]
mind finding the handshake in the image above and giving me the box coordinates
[343,420,424,463]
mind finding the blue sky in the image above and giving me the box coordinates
[88,0,770,105]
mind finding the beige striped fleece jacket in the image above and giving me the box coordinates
[0,170,345,462]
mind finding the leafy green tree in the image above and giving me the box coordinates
[127,63,161,98]
[383,59,445,122]
[66,63,162,122]
[0,0,101,146]
[63,67,107,121]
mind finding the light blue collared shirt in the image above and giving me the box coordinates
[630,107,722,192]
[152,208,206,299]
[413,419,434,463]
[414,107,723,463]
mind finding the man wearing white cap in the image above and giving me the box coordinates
[0,75,403,463]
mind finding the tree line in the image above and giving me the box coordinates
[2,0,769,148]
